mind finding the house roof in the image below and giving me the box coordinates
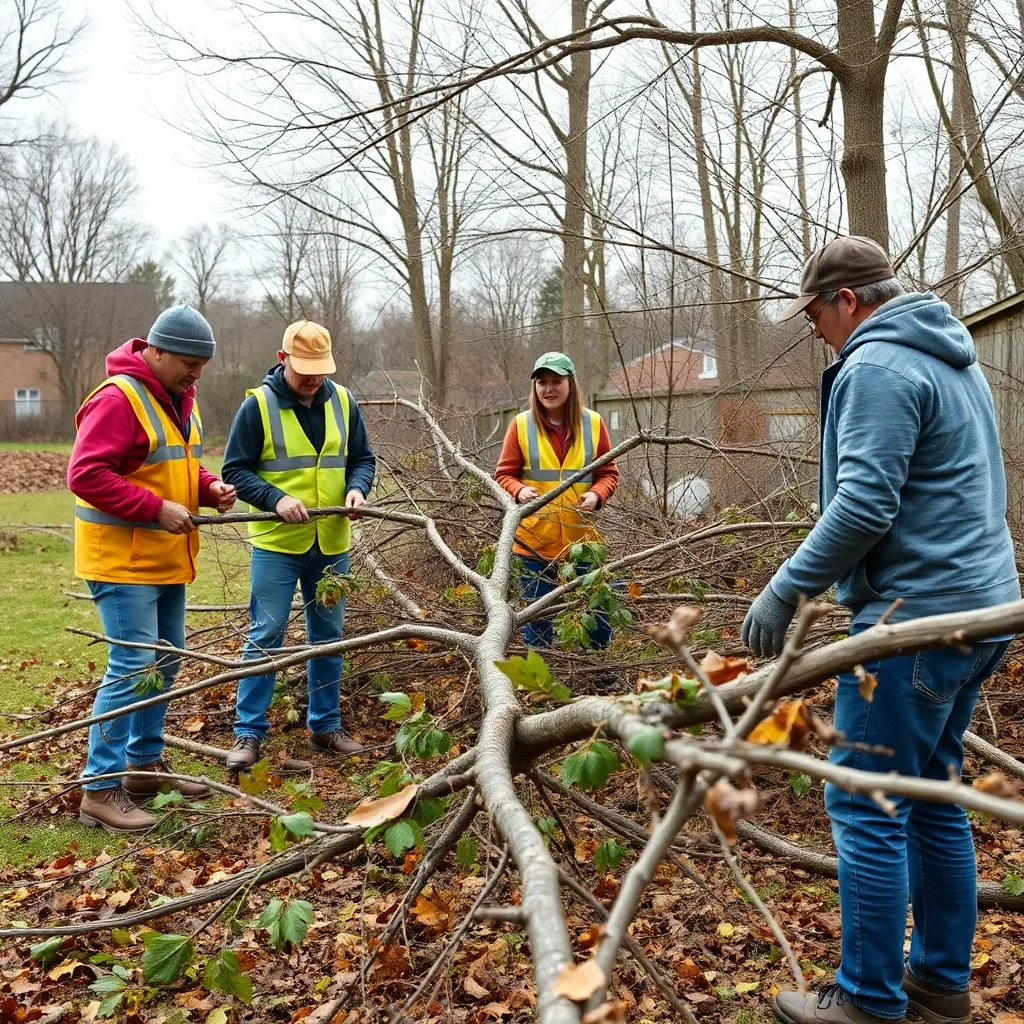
[602,341,719,396]
[0,281,159,343]
[962,290,1024,332]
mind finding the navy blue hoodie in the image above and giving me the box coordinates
[222,365,377,513]
[771,292,1019,626]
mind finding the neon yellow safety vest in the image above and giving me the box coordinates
[248,381,352,555]
[514,407,603,561]
[74,375,202,584]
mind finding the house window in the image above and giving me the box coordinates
[769,410,815,443]
[15,388,41,418]
[609,409,620,430]
[698,354,717,379]
[25,327,60,353]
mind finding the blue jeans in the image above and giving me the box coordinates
[83,582,186,791]
[235,545,348,740]
[519,557,611,650]
[826,629,1009,1018]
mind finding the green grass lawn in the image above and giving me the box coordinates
[0,441,74,453]
[0,486,250,864]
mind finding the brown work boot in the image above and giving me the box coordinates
[123,759,211,800]
[903,970,970,1024]
[308,728,363,757]
[225,735,261,772]
[79,787,158,833]
[774,985,905,1024]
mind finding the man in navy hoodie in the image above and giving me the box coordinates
[743,237,1019,1024]
[222,321,376,770]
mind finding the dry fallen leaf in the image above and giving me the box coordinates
[736,981,760,994]
[674,957,712,990]
[411,890,453,932]
[106,888,136,909]
[464,976,490,1000]
[704,780,761,845]
[47,958,93,981]
[627,581,642,600]
[343,783,419,827]
[974,772,1021,798]
[748,699,812,750]
[582,1000,629,1024]
[700,650,751,685]
[553,958,606,1001]
[182,715,206,734]
[854,665,878,702]
[717,922,735,938]
[646,605,702,649]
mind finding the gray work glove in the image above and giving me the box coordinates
[741,584,797,658]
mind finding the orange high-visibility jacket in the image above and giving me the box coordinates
[513,408,604,561]
[74,375,202,584]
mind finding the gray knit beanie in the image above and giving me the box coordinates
[147,305,216,359]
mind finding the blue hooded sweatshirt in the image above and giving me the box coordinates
[771,292,1019,626]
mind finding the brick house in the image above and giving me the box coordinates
[0,281,158,437]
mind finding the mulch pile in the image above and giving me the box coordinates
[0,450,70,494]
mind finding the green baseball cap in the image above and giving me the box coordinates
[531,351,576,378]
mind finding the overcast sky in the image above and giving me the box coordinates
[32,0,233,256]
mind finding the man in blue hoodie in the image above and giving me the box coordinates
[743,237,1018,1024]
[222,320,376,770]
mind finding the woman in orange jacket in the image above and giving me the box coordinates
[494,351,619,649]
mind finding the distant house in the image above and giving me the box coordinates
[963,290,1024,532]
[0,281,158,436]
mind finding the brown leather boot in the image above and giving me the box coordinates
[122,759,211,800]
[774,985,905,1024]
[308,728,364,757]
[79,787,158,833]
[225,736,261,772]
[903,970,971,1024]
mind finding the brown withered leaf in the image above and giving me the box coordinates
[369,942,411,981]
[553,958,606,1002]
[974,772,1021,799]
[464,976,490,1000]
[700,650,751,685]
[853,665,878,702]
[627,581,642,600]
[182,715,205,734]
[343,783,418,827]
[748,699,811,750]
[582,1000,629,1024]
[577,925,603,949]
[106,888,136,909]
[47,958,94,981]
[411,890,453,932]
[704,780,761,845]
[646,605,702,649]
[674,957,712,990]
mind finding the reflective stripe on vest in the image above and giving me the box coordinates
[74,375,202,584]
[523,411,595,483]
[248,381,352,555]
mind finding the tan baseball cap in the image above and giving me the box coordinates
[282,320,336,375]
[777,235,896,322]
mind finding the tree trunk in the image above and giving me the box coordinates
[561,0,591,377]
[789,0,811,260]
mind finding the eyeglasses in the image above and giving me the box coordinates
[804,295,832,327]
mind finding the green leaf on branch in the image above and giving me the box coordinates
[456,835,478,870]
[204,948,253,1004]
[378,692,413,721]
[1002,871,1024,896]
[237,759,271,795]
[395,711,452,760]
[535,816,558,843]
[626,727,665,767]
[384,818,421,857]
[476,545,496,576]
[133,662,164,697]
[141,932,194,985]
[259,897,314,951]
[559,740,621,791]
[30,936,65,968]
[411,796,449,828]
[568,541,608,566]
[153,789,184,809]
[593,839,630,874]
[788,772,813,798]
[495,649,570,703]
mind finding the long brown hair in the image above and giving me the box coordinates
[528,374,583,447]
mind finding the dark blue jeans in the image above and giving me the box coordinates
[826,628,1009,1018]
[235,546,349,740]
[518,556,611,650]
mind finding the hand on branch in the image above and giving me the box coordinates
[207,480,237,513]
[275,495,309,523]
[157,500,196,534]
[576,491,599,512]
[741,585,797,658]
[517,485,540,503]
[344,489,367,520]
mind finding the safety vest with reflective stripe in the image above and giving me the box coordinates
[247,381,352,555]
[74,374,202,584]
[514,408,603,561]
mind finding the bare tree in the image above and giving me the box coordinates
[0,0,84,122]
[170,223,235,314]
[0,121,148,284]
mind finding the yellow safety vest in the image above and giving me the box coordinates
[514,408,603,561]
[74,375,202,584]
[248,381,352,555]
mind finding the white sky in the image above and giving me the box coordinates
[30,0,234,255]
